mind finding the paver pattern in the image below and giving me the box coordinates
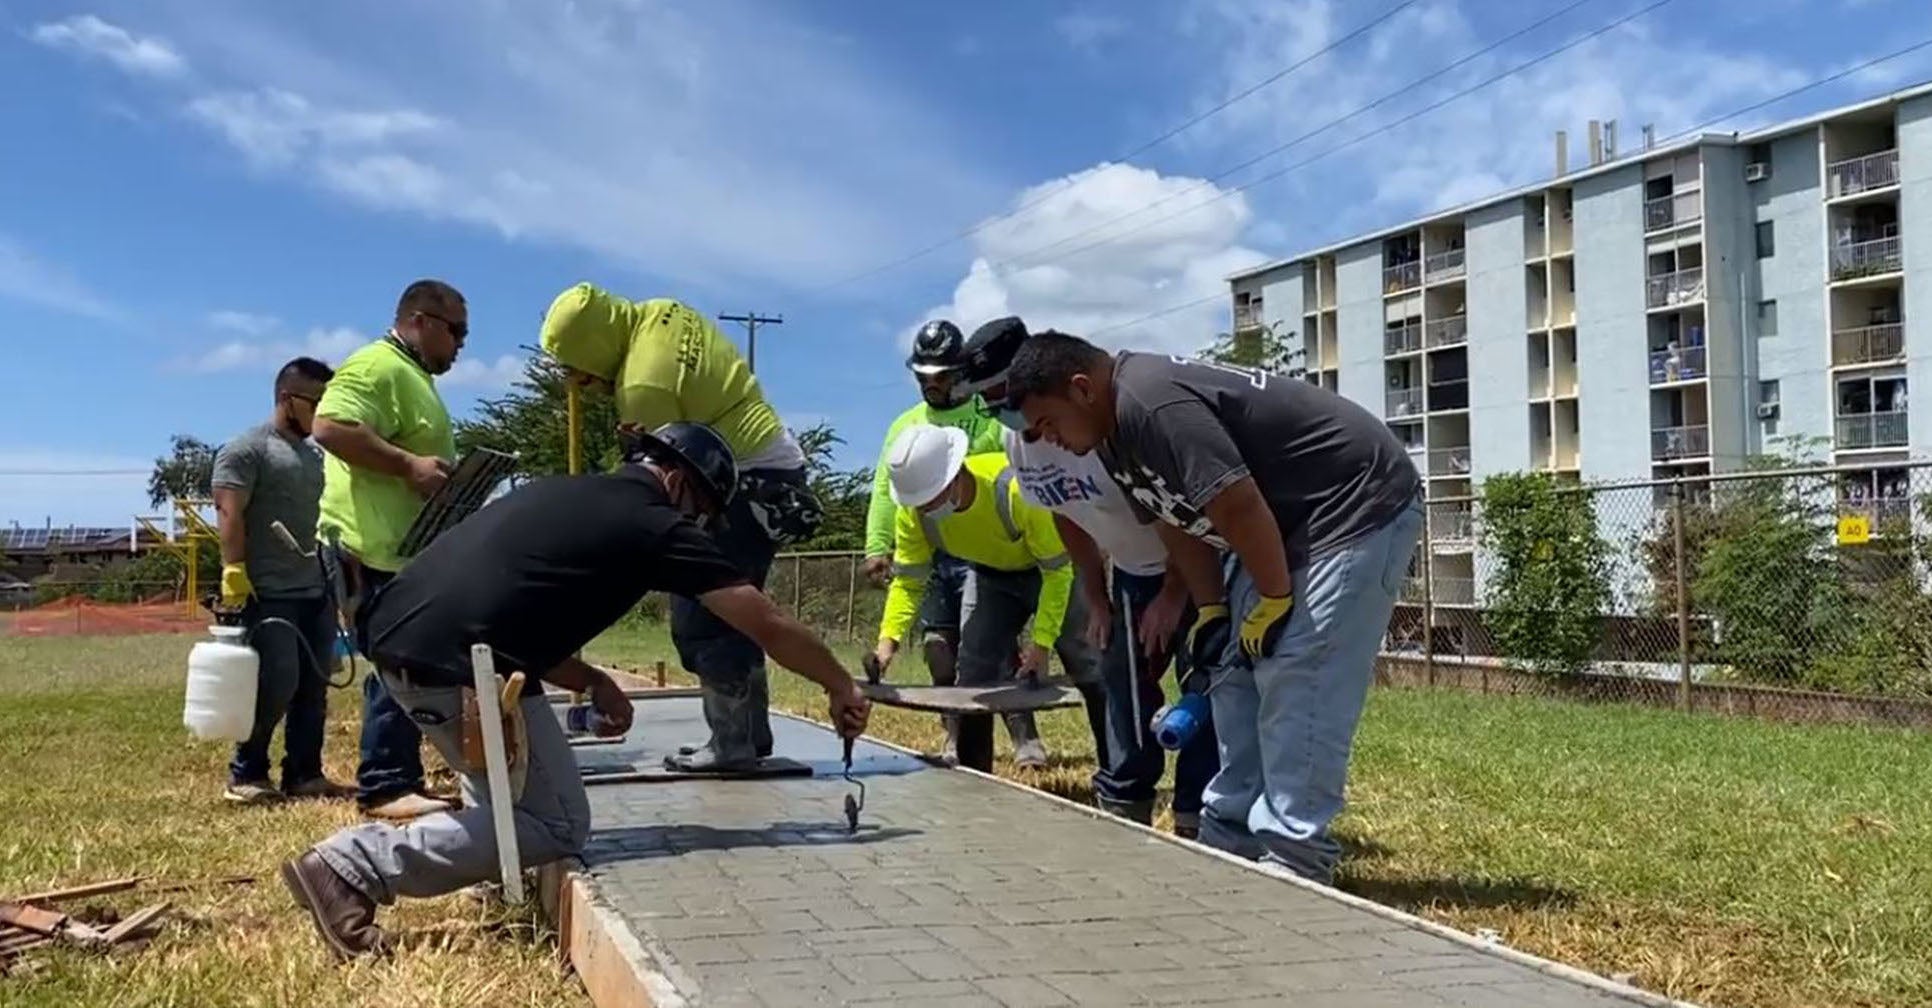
[572,697,1665,1008]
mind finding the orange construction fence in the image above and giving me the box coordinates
[0,594,208,637]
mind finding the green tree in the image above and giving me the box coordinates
[1196,320,1306,376]
[147,435,215,508]
[1477,471,1612,674]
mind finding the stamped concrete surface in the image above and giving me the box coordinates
[566,697,1673,1008]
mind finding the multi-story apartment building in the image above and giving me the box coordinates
[1228,80,1932,611]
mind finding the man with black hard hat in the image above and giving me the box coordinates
[279,422,871,961]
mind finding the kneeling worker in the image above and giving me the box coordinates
[280,423,870,959]
[872,424,1108,774]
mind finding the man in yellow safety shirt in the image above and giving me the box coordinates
[870,424,1106,774]
[539,283,823,772]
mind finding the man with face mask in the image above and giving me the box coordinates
[539,283,824,774]
[281,422,872,961]
[861,321,1034,766]
[313,279,467,823]
[210,356,347,806]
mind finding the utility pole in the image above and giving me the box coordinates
[719,311,783,373]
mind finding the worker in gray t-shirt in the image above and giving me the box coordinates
[210,357,350,806]
[1003,333,1423,884]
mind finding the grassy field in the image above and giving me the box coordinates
[591,621,1932,1008]
[0,633,587,1008]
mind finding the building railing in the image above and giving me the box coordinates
[1430,505,1475,544]
[1428,380,1470,412]
[1385,321,1422,355]
[1651,424,1710,461]
[1828,148,1900,198]
[1836,411,1909,450]
[1649,346,1707,384]
[1428,445,1472,476]
[1232,302,1262,330]
[1832,322,1905,367]
[1424,315,1468,349]
[1425,248,1467,283]
[1644,194,1700,232]
[1384,260,1421,293]
[1386,386,1425,418]
[1831,236,1903,281]
[1839,495,1913,527]
[1646,267,1705,309]
[1432,576,1476,606]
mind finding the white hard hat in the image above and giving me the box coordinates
[886,424,969,508]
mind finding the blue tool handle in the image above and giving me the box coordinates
[1151,693,1212,752]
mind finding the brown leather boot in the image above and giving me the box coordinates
[281,850,383,960]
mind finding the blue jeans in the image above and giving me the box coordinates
[1199,497,1423,883]
[1092,568,1219,819]
[349,564,428,806]
[229,593,335,788]
[916,552,969,641]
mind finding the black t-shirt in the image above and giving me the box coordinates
[1101,351,1420,568]
[361,465,748,694]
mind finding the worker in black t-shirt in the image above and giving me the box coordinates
[277,422,871,961]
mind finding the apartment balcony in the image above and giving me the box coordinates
[1424,248,1467,284]
[1644,195,1699,233]
[1827,148,1900,199]
[1386,387,1426,419]
[1233,302,1263,332]
[1646,267,1704,309]
[1427,380,1470,412]
[1651,424,1710,461]
[1832,322,1905,367]
[1430,505,1475,546]
[1840,495,1913,528]
[1433,577,1477,607]
[1384,260,1421,294]
[1385,321,1423,355]
[1836,411,1909,450]
[1831,236,1903,281]
[1428,445,1472,477]
[1424,315,1468,349]
[1648,346,1706,384]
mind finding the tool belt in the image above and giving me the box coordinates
[739,469,824,546]
[458,671,530,802]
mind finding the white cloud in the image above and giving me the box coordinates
[186,324,365,373]
[0,235,120,321]
[923,163,1268,355]
[29,14,186,79]
[54,3,999,294]
[441,353,526,393]
[206,309,280,336]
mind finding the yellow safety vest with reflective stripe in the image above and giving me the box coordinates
[879,452,1073,648]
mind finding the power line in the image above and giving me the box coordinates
[0,469,148,477]
[995,0,1624,274]
[804,0,1424,295]
[718,311,784,373]
[1087,32,1932,339]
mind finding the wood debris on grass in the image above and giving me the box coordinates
[0,873,251,975]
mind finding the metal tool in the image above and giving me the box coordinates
[840,736,865,833]
[860,652,883,684]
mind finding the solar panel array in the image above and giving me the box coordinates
[0,526,131,552]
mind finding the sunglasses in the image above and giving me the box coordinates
[419,311,469,340]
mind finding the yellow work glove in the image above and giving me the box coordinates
[1187,603,1232,671]
[219,563,253,609]
[1240,594,1294,662]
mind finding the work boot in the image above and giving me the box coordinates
[665,679,760,772]
[283,776,354,801]
[1173,810,1201,841]
[677,668,777,759]
[360,792,452,821]
[1098,797,1156,826]
[937,715,961,767]
[224,780,283,806]
[280,850,383,961]
[1005,712,1048,769]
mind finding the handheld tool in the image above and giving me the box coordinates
[860,652,883,684]
[840,736,864,833]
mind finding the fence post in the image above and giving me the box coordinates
[1421,500,1435,688]
[844,554,858,643]
[1673,479,1692,712]
[791,555,803,615]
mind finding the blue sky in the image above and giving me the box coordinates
[3,0,1927,525]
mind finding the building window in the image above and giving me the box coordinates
[1749,142,1772,171]
[1759,379,1780,406]
[1757,299,1778,338]
[1756,221,1775,258]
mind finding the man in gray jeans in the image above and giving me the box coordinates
[211,356,349,805]
[281,423,870,959]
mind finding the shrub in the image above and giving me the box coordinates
[1477,472,1613,674]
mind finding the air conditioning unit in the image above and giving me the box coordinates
[1744,162,1770,182]
[1756,402,1780,419]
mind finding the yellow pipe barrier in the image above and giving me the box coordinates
[566,382,583,475]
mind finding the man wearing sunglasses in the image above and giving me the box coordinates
[312,279,469,822]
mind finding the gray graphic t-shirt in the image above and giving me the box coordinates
[1101,351,1420,567]
[211,422,326,597]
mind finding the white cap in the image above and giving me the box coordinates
[886,424,969,508]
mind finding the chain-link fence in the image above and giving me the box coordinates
[1384,459,1932,729]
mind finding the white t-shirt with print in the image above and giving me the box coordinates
[1003,427,1166,577]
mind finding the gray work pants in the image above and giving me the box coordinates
[313,667,591,904]
[954,565,1102,771]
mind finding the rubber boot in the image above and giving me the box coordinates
[938,714,961,766]
[749,665,774,759]
[1098,797,1156,825]
[1005,711,1048,769]
[664,679,761,772]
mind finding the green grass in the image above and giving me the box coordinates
[591,620,1932,1008]
[0,633,588,1008]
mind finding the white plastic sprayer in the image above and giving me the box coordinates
[184,624,259,742]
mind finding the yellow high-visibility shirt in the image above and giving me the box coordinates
[879,452,1072,648]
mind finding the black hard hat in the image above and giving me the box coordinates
[906,319,967,375]
[961,316,1030,389]
[624,422,739,511]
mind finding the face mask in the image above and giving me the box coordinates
[923,491,960,520]
[995,407,1028,433]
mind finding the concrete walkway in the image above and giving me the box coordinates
[552,695,1687,1008]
